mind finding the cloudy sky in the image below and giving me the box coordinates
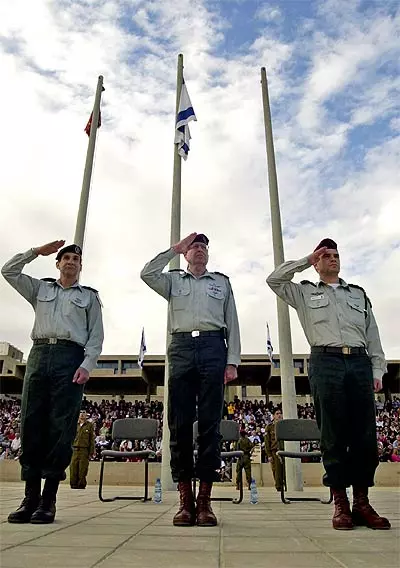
[1,0,399,362]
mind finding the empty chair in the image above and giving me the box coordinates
[275,418,332,504]
[98,418,158,502]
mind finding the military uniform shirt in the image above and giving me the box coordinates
[265,422,279,457]
[140,248,241,366]
[73,420,95,454]
[237,436,253,455]
[1,249,104,373]
[267,256,386,379]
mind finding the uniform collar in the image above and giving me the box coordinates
[53,280,83,291]
[182,270,216,280]
[317,278,349,289]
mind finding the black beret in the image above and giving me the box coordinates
[314,238,338,252]
[192,233,209,246]
[56,244,82,261]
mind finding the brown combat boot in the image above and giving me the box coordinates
[196,481,217,527]
[173,481,195,526]
[352,487,391,530]
[331,489,354,530]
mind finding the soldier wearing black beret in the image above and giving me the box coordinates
[267,238,389,531]
[2,240,104,524]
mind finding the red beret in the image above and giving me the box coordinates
[314,238,337,252]
[192,234,209,246]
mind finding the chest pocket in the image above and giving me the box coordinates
[307,296,329,324]
[206,284,225,301]
[171,281,190,310]
[66,294,90,318]
[347,298,366,326]
[36,288,57,314]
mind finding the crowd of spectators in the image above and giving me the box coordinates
[1,395,399,464]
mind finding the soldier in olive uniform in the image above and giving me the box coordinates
[267,238,390,531]
[265,408,285,492]
[70,410,95,489]
[236,428,253,490]
[2,241,103,524]
[141,233,241,528]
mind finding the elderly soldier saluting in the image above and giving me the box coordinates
[2,240,104,524]
[141,232,241,527]
[267,238,390,531]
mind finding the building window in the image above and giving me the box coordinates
[121,361,140,373]
[294,359,305,373]
[96,361,119,372]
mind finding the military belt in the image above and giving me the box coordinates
[172,329,225,339]
[33,338,82,348]
[311,346,366,355]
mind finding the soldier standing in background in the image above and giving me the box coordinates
[70,410,95,489]
[265,408,285,492]
[236,428,254,490]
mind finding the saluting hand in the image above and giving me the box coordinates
[34,240,66,256]
[224,364,238,385]
[307,247,328,266]
[172,233,197,254]
[73,367,90,385]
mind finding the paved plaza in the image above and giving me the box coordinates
[0,483,399,568]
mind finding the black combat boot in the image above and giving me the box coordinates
[31,478,59,524]
[8,479,41,523]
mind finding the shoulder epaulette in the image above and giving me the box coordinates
[300,280,316,286]
[348,283,372,308]
[168,269,185,273]
[213,271,230,279]
[41,277,56,282]
[82,285,103,307]
[82,285,99,293]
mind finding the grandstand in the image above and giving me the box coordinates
[1,343,399,400]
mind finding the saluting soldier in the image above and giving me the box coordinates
[70,410,95,489]
[265,408,285,492]
[236,428,253,490]
[267,238,390,531]
[141,232,241,527]
[2,240,104,524]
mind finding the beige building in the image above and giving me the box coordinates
[1,342,399,403]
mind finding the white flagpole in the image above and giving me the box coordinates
[161,54,184,491]
[261,66,302,491]
[74,75,104,248]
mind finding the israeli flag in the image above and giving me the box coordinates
[174,78,197,160]
[266,322,275,366]
[138,327,147,369]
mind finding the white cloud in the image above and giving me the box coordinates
[255,4,282,23]
[0,0,399,365]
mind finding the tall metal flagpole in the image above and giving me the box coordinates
[161,54,184,491]
[74,75,104,248]
[261,67,302,491]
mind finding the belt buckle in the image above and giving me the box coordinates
[48,338,57,345]
[191,330,200,338]
[342,346,350,355]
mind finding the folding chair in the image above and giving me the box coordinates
[275,418,332,505]
[98,418,157,502]
[193,420,244,504]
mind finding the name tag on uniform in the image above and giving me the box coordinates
[74,297,82,304]
[207,283,223,299]
[310,294,325,300]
